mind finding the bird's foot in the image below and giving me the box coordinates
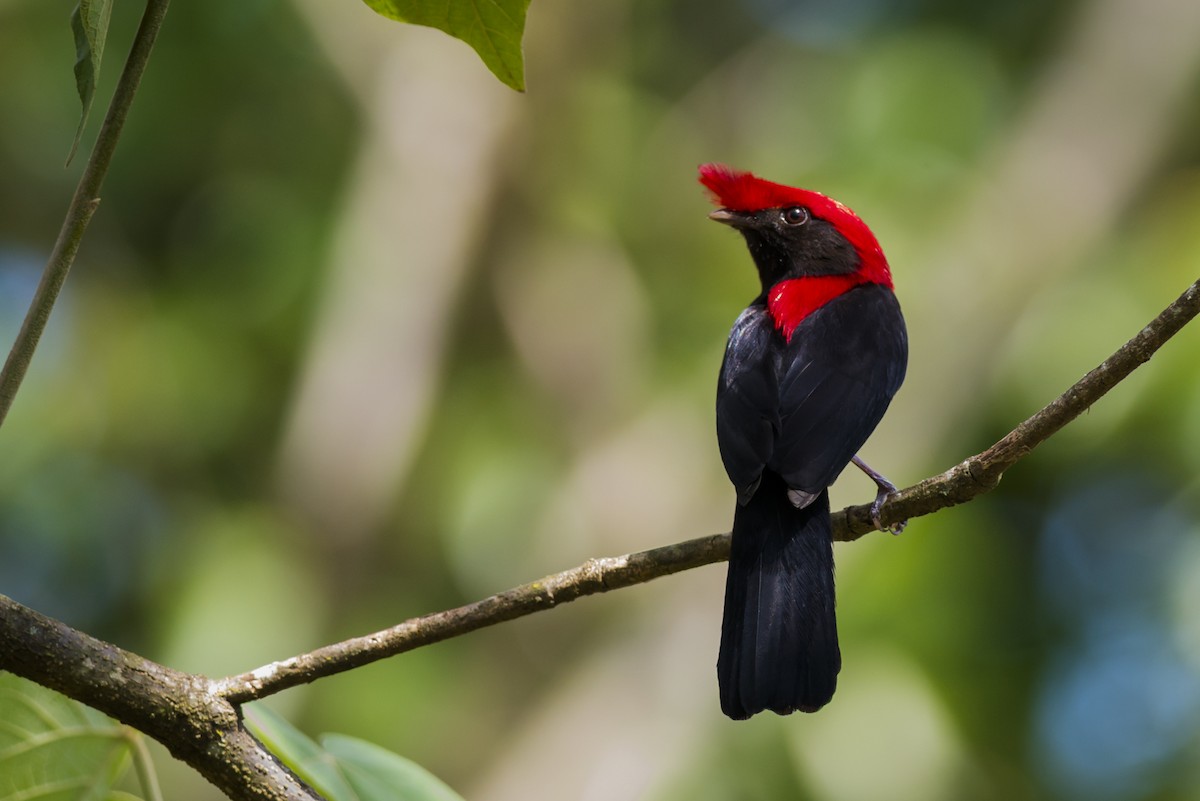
[869,486,906,535]
[852,455,907,535]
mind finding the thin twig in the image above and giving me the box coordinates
[213,535,729,703]
[834,275,1200,538]
[215,278,1200,704]
[0,0,171,427]
[0,1,324,798]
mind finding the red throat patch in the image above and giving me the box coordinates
[698,163,894,290]
[768,275,868,341]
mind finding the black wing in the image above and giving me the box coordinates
[715,305,779,503]
[771,283,907,495]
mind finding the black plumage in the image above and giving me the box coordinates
[707,179,908,719]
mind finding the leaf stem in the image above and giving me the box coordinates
[127,729,165,801]
[0,0,172,428]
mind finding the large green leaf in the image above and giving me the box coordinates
[247,705,465,801]
[68,0,114,163]
[0,673,137,801]
[362,0,531,92]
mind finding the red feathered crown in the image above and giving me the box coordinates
[698,163,890,285]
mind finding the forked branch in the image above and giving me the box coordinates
[13,1,1200,801]
[2,277,1198,800]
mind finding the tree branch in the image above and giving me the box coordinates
[0,594,320,801]
[215,276,1200,704]
[212,534,731,704]
[2,278,1197,797]
[835,274,1200,539]
[0,0,171,428]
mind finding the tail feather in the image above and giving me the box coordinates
[718,473,840,719]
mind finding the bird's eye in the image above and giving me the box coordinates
[781,206,809,226]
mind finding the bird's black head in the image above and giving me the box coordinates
[699,164,894,295]
[709,206,861,290]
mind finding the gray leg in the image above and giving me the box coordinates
[850,455,906,534]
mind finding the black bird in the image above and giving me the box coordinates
[700,163,908,719]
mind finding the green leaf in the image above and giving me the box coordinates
[320,736,465,801]
[362,0,531,92]
[0,673,135,801]
[247,706,466,801]
[245,706,356,801]
[68,0,114,164]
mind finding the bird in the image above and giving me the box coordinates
[699,163,908,719]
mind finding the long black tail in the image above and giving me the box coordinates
[717,472,840,719]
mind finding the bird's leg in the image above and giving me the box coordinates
[850,455,906,534]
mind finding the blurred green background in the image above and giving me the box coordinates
[3,0,1200,798]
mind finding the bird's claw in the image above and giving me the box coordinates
[851,455,907,534]
[869,487,907,535]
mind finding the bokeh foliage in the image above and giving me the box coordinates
[2,0,1200,799]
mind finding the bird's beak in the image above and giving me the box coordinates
[708,208,738,225]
